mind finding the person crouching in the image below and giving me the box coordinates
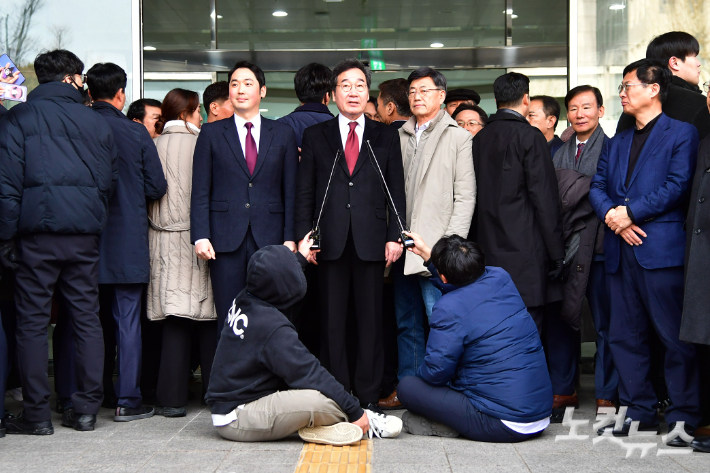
[205,235,402,445]
[397,233,553,442]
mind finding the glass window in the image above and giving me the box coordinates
[143,0,212,51]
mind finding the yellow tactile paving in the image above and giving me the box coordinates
[295,439,373,473]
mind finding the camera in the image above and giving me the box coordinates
[401,232,415,249]
[310,227,321,250]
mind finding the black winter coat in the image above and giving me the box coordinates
[617,76,709,139]
[681,135,710,345]
[0,82,118,240]
[277,103,334,148]
[92,101,167,285]
[469,110,564,307]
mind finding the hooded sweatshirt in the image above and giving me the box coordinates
[206,245,364,423]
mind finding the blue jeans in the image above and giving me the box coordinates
[393,260,442,380]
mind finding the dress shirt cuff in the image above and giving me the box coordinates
[194,238,210,246]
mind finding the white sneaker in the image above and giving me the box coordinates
[6,388,22,402]
[298,422,363,446]
[364,409,402,439]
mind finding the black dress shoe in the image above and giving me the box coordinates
[691,435,710,453]
[61,409,96,431]
[115,405,155,422]
[5,411,54,435]
[666,422,695,447]
[154,406,186,417]
[597,417,659,436]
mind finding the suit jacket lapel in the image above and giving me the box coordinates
[351,119,380,178]
[251,117,273,179]
[224,119,251,178]
[617,130,633,192]
[627,114,669,190]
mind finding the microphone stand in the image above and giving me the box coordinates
[310,150,341,250]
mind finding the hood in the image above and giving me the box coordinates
[246,245,307,310]
[27,81,83,104]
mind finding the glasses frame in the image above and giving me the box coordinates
[703,81,710,93]
[457,120,483,128]
[407,87,444,98]
[618,82,648,93]
[336,83,367,93]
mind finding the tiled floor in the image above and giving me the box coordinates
[1,375,708,472]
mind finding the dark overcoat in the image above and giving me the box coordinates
[469,111,565,308]
[681,135,710,345]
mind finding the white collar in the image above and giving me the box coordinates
[415,119,432,132]
[164,120,200,133]
[234,113,261,130]
[338,113,365,129]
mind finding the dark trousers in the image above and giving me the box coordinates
[587,260,618,401]
[527,306,544,335]
[398,376,541,442]
[543,301,579,396]
[156,316,217,407]
[607,244,701,427]
[140,307,162,403]
[0,301,20,391]
[380,279,398,398]
[101,284,144,408]
[98,288,117,403]
[209,228,258,336]
[0,307,7,417]
[53,306,78,408]
[318,234,384,405]
[14,234,104,422]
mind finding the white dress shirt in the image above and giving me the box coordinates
[338,113,364,152]
[234,113,261,157]
[575,136,588,148]
[415,119,432,145]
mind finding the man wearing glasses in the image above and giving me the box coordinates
[378,67,475,410]
[295,58,406,412]
[590,59,701,445]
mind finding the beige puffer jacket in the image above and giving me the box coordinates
[147,124,216,321]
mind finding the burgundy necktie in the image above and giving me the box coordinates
[245,122,257,175]
[575,142,585,163]
[344,121,359,175]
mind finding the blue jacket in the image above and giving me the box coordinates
[418,264,553,423]
[277,103,333,148]
[0,82,118,240]
[92,102,167,284]
[190,116,299,252]
[589,113,698,272]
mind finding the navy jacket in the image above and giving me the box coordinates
[92,101,167,284]
[191,116,299,252]
[418,264,553,423]
[590,113,698,272]
[0,103,7,119]
[0,82,118,240]
[277,103,333,148]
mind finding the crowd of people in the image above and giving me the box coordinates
[0,30,709,450]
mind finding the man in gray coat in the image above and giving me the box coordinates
[378,67,475,410]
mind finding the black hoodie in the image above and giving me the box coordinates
[206,245,364,421]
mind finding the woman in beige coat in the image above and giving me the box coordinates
[147,88,216,417]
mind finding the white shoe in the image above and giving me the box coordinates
[364,409,402,439]
[6,388,22,402]
[298,422,363,446]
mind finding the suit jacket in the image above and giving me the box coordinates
[190,116,298,252]
[295,116,406,261]
[470,110,564,308]
[590,113,698,273]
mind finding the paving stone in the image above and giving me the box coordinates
[139,451,229,472]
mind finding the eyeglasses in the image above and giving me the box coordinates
[618,82,648,93]
[703,81,710,93]
[457,120,483,128]
[65,74,87,84]
[407,87,443,98]
[337,83,367,93]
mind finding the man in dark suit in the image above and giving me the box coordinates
[590,59,700,444]
[295,58,406,408]
[191,61,299,334]
[470,73,564,332]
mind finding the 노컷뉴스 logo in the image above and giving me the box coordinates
[227,299,248,339]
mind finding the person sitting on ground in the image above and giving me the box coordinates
[397,233,553,442]
[206,234,402,445]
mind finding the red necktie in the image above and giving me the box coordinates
[344,121,359,175]
[575,142,585,162]
[245,122,257,175]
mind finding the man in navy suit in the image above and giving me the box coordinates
[590,59,701,444]
[191,61,299,334]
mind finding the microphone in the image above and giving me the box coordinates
[310,150,341,250]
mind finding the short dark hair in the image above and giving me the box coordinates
[451,103,488,126]
[493,72,530,108]
[34,49,84,84]
[127,98,162,122]
[85,63,127,101]
[228,60,265,89]
[564,85,603,110]
[407,67,447,92]
[331,58,371,91]
[646,31,700,64]
[368,96,378,106]
[430,235,486,286]
[530,95,561,130]
[203,81,229,110]
[622,58,672,103]
[378,78,411,117]
[294,63,332,104]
